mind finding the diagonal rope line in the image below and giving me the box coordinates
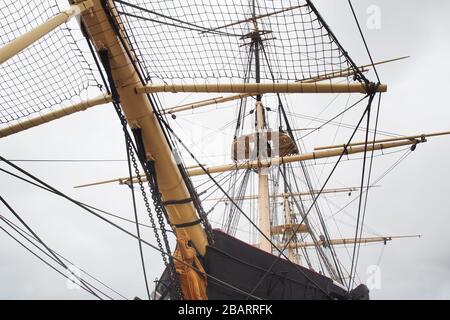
[124,135,151,300]
[347,0,381,83]
[154,114,335,299]
[115,0,241,37]
[0,212,128,299]
[246,95,375,296]
[0,223,108,299]
[0,167,167,232]
[348,94,375,289]
[351,92,382,289]
[0,195,107,300]
[0,155,263,300]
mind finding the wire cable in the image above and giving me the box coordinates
[0,214,126,299]
[0,195,106,300]
[0,155,263,300]
[347,0,381,83]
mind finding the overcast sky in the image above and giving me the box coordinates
[0,0,449,300]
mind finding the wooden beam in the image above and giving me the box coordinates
[203,187,361,202]
[74,135,424,188]
[136,82,387,95]
[299,56,409,84]
[162,93,253,114]
[159,57,407,116]
[185,139,421,177]
[282,235,421,249]
[0,0,93,64]
[0,94,112,138]
[315,131,450,151]
[300,68,368,84]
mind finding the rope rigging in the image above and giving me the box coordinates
[349,92,382,289]
[0,224,106,299]
[346,0,383,288]
[0,0,418,301]
[97,47,182,300]
[347,0,381,83]
[102,0,215,246]
[0,213,127,299]
[112,0,363,84]
[244,92,377,296]
[125,128,151,300]
[348,93,375,290]
[241,16,348,284]
[0,0,102,125]
[0,167,173,234]
[153,113,335,299]
[0,196,108,300]
[0,155,265,300]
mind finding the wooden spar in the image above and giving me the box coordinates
[156,57,406,116]
[74,135,427,188]
[203,187,361,202]
[300,68,368,84]
[360,55,410,68]
[0,1,93,64]
[74,176,131,189]
[135,82,387,95]
[315,131,450,151]
[202,4,307,33]
[162,94,253,114]
[185,139,422,177]
[299,56,410,83]
[79,0,208,255]
[0,94,112,138]
[281,235,421,249]
[158,56,405,116]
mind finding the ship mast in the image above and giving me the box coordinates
[250,2,272,253]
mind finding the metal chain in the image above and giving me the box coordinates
[96,44,183,299]
[143,160,184,299]
[112,101,182,299]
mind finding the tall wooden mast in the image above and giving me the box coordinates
[250,8,272,253]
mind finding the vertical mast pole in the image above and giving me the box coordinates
[282,163,300,263]
[256,100,271,252]
[252,4,272,252]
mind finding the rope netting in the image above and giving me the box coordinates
[113,0,361,84]
[0,0,101,125]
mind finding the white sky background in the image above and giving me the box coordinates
[0,0,450,300]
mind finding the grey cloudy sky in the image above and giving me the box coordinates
[0,0,449,300]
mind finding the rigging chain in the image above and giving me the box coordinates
[97,47,182,300]
[116,104,183,300]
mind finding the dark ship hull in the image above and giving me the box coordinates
[156,230,369,300]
